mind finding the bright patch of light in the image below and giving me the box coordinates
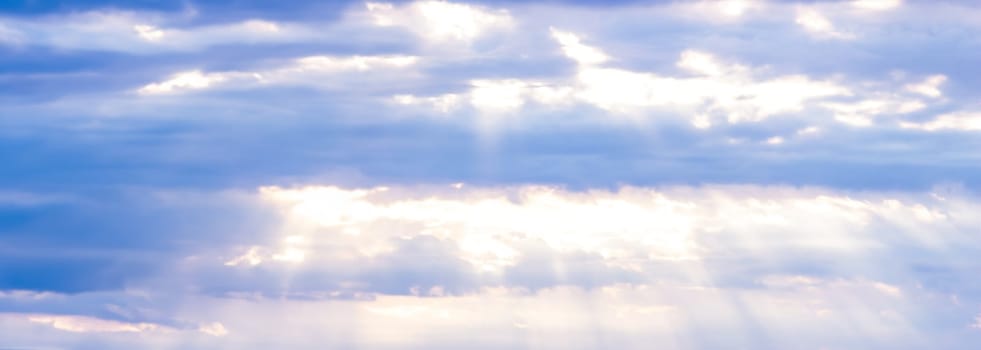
[133,24,165,41]
[718,0,753,18]
[366,1,513,43]
[469,79,530,113]
[853,0,902,10]
[272,248,306,263]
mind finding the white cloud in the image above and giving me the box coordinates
[393,93,463,113]
[677,50,743,77]
[224,246,264,266]
[0,290,61,300]
[291,55,418,73]
[138,55,418,95]
[26,314,162,333]
[671,0,763,22]
[138,70,238,95]
[5,183,981,348]
[796,126,821,135]
[180,279,948,348]
[396,33,851,124]
[822,97,926,127]
[469,79,530,113]
[905,75,947,98]
[900,112,981,132]
[244,184,959,279]
[133,24,165,41]
[393,79,574,116]
[0,12,311,52]
[571,54,849,121]
[0,22,23,44]
[692,114,713,129]
[365,1,513,43]
[796,8,855,39]
[550,28,609,65]
[852,0,902,11]
[272,248,306,263]
[198,322,229,337]
[717,0,756,18]
[469,79,574,114]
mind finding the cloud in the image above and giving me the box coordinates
[397,32,852,124]
[365,1,513,43]
[0,1,516,54]
[392,25,953,131]
[137,70,239,95]
[795,8,855,39]
[822,96,926,127]
[900,111,981,132]
[852,0,903,11]
[137,55,418,95]
[25,314,164,333]
[392,94,464,113]
[905,75,947,98]
[0,191,71,207]
[0,11,314,53]
[1,183,980,348]
[0,22,24,44]
[667,0,763,23]
[189,183,976,298]
[198,322,229,337]
[550,28,609,65]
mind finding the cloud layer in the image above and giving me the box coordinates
[3,0,981,348]
[4,183,981,348]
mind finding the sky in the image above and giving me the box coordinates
[1,0,981,348]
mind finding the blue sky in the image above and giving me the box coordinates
[2,0,981,348]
